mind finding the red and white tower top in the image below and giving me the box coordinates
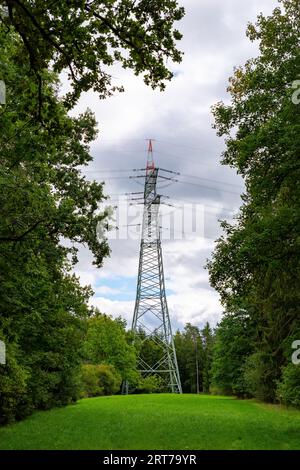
[146,139,155,173]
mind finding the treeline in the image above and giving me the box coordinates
[174,323,214,394]
[136,322,214,394]
[208,0,300,408]
[1,285,216,425]
[79,318,216,398]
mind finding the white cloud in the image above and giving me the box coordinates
[90,296,134,327]
[70,0,278,329]
[94,285,123,296]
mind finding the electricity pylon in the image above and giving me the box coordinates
[128,139,182,393]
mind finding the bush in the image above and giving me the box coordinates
[276,364,300,408]
[209,385,234,396]
[135,375,164,393]
[26,351,83,410]
[81,364,121,398]
[0,343,32,425]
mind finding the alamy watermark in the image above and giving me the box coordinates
[0,80,6,105]
[292,340,300,365]
[292,79,300,105]
[96,198,206,241]
[0,4,8,104]
[0,340,5,365]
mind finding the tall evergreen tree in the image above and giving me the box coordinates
[174,324,204,393]
[201,322,214,393]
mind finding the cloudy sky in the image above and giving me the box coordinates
[68,0,278,331]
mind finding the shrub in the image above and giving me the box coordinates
[135,375,164,393]
[81,364,121,398]
[0,343,32,425]
[209,385,234,396]
[276,364,300,408]
[26,350,83,410]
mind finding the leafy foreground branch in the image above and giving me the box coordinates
[3,0,184,110]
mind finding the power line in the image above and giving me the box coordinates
[175,179,241,195]
[179,173,243,189]
[153,149,214,167]
[95,137,212,154]
[102,176,241,194]
[93,176,132,180]
[155,139,207,153]
[82,168,134,173]
[89,145,221,169]
[167,197,238,214]
[83,167,243,191]
[91,176,242,195]
[105,195,239,216]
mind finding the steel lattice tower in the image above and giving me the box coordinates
[129,140,182,393]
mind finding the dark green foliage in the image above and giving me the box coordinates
[201,322,214,393]
[135,329,171,392]
[1,0,183,423]
[277,364,300,408]
[243,352,278,402]
[174,323,214,393]
[208,0,300,404]
[174,324,203,393]
[135,375,164,394]
[211,312,253,397]
[0,30,109,422]
[81,364,121,397]
[131,323,214,394]
[83,312,138,384]
[3,0,184,109]
[0,342,31,424]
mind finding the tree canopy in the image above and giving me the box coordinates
[208,0,300,404]
[3,0,184,110]
[0,0,184,423]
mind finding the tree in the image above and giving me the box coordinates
[0,28,109,422]
[0,26,108,423]
[211,312,254,397]
[208,0,300,403]
[174,324,204,393]
[201,322,214,393]
[0,28,110,266]
[1,0,184,422]
[277,364,300,408]
[0,341,30,424]
[3,0,184,111]
[83,312,138,384]
[135,375,164,394]
[81,364,121,397]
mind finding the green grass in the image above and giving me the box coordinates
[1,394,300,450]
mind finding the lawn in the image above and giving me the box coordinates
[0,394,300,450]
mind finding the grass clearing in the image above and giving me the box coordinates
[0,394,300,450]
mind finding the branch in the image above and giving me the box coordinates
[0,218,44,242]
[10,0,77,83]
